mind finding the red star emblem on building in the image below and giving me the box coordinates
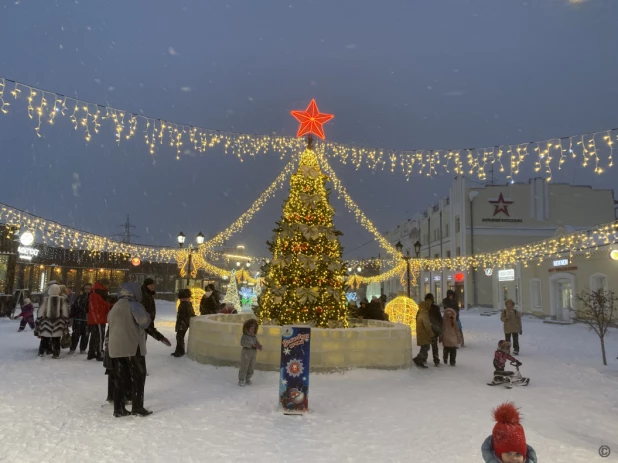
[291,99,334,139]
[489,193,513,217]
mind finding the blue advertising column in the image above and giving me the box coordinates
[279,326,311,415]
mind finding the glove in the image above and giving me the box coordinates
[161,337,171,347]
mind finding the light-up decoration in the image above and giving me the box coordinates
[176,287,205,316]
[291,99,334,140]
[345,292,358,302]
[18,246,39,261]
[454,273,465,282]
[19,231,34,246]
[1,76,617,181]
[385,296,418,334]
[131,257,141,266]
[611,249,618,261]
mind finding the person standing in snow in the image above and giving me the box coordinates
[428,295,443,366]
[107,282,171,417]
[69,283,91,354]
[141,278,157,329]
[481,402,538,462]
[200,283,221,315]
[87,279,111,361]
[413,294,435,368]
[36,284,70,358]
[443,289,464,347]
[172,288,195,357]
[15,298,35,331]
[441,302,462,366]
[501,299,522,355]
[238,318,262,386]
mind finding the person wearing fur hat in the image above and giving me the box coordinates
[238,318,262,387]
[501,299,522,355]
[36,284,70,358]
[441,302,462,366]
[107,282,171,417]
[482,402,538,462]
[172,288,195,357]
[16,298,35,331]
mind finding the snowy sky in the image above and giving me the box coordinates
[1,0,617,258]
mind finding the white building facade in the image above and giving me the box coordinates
[382,176,616,311]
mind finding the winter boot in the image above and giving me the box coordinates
[131,408,153,417]
[239,380,246,387]
[114,408,130,417]
[68,349,76,355]
[246,379,252,385]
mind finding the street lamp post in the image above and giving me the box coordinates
[178,231,205,288]
[395,241,412,299]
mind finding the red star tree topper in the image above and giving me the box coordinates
[291,99,334,140]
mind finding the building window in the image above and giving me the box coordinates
[530,279,542,311]
[446,250,451,258]
[455,216,461,233]
[445,224,449,237]
[456,247,461,257]
[434,254,440,259]
[590,273,608,293]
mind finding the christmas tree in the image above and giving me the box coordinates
[256,140,348,328]
[223,269,242,312]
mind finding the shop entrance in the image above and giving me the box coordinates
[550,273,574,322]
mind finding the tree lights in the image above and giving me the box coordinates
[255,146,348,328]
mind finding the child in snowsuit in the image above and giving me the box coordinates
[238,318,262,386]
[16,298,35,331]
[172,288,195,357]
[493,340,521,382]
[481,402,538,462]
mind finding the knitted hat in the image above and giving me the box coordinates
[492,402,527,460]
[143,278,155,286]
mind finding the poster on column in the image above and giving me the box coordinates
[279,326,311,415]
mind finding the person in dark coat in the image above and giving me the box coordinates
[69,283,91,354]
[141,278,156,324]
[443,289,464,347]
[200,283,221,315]
[428,294,443,366]
[360,297,383,320]
[16,298,35,331]
[107,282,171,417]
[87,279,111,361]
[172,288,195,357]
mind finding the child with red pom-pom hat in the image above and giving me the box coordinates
[482,402,538,463]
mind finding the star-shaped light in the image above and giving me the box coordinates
[291,99,334,140]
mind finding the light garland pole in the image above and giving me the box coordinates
[395,240,421,300]
[177,231,205,288]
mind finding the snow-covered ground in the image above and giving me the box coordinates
[0,302,616,462]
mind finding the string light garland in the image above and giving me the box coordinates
[0,202,177,262]
[314,147,402,259]
[1,76,617,180]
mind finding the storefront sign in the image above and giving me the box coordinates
[552,259,569,267]
[18,246,39,261]
[482,193,523,223]
[548,266,578,273]
[131,257,141,266]
[454,272,464,282]
[484,268,493,276]
[498,269,515,281]
[433,275,441,281]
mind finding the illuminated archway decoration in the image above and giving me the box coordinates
[385,296,418,334]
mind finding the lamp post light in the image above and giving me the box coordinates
[395,241,412,299]
[177,231,204,287]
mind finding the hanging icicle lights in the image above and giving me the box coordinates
[1,76,617,180]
